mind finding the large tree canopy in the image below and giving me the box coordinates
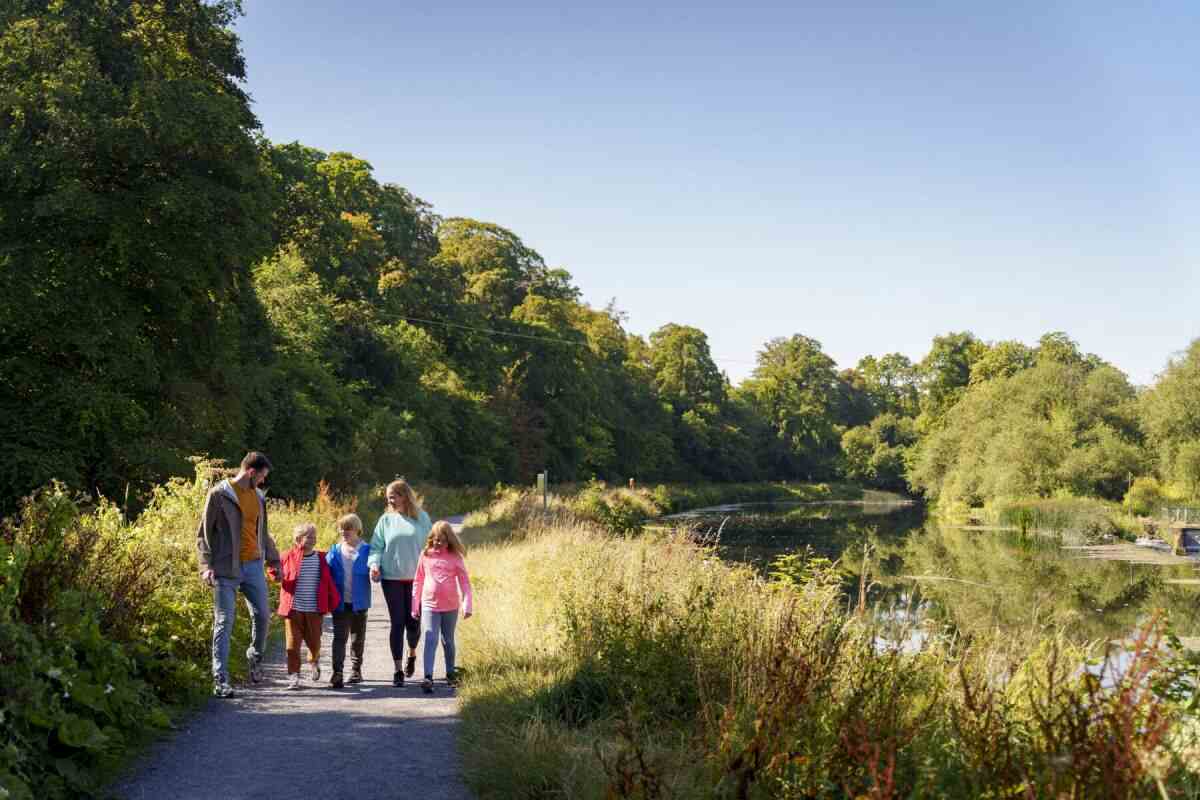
[0,0,276,503]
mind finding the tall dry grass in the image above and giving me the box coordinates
[454,495,1200,799]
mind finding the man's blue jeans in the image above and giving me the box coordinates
[211,559,270,682]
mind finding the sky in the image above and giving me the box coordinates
[234,1,1199,386]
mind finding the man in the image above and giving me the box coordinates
[196,451,282,698]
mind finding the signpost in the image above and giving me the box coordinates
[536,470,548,510]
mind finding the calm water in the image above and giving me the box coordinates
[668,502,1200,643]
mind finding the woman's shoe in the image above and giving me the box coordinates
[392,670,404,687]
[285,674,301,691]
[348,667,363,684]
[421,678,434,694]
[404,654,416,678]
[330,672,344,689]
[445,671,458,688]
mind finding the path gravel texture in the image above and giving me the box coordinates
[113,523,473,800]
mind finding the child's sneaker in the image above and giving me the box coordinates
[330,672,343,689]
[348,667,363,684]
[310,663,321,682]
[212,681,236,699]
[286,673,301,691]
[247,653,265,684]
[421,677,434,694]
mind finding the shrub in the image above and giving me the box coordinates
[1124,477,1166,517]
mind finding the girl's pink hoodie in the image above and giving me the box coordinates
[411,547,473,616]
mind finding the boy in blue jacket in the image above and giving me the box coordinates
[326,514,372,688]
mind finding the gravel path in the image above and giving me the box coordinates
[112,519,472,800]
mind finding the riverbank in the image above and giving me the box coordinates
[461,480,905,541]
[454,492,1200,798]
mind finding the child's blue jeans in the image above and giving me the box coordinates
[420,607,459,680]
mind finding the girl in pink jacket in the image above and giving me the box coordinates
[411,520,473,693]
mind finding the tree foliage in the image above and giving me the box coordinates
[3,0,1198,515]
[909,362,1144,504]
[0,0,276,504]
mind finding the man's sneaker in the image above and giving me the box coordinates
[310,663,321,682]
[421,677,434,694]
[445,671,458,688]
[213,681,236,699]
[348,667,363,684]
[330,672,344,689]
[248,654,265,684]
[285,673,301,691]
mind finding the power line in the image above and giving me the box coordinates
[373,313,589,348]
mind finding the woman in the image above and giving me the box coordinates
[369,478,433,686]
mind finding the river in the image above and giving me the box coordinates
[665,501,1200,646]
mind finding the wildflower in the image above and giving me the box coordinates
[105,684,115,694]
[63,690,70,700]
[46,668,62,680]
[170,634,180,642]
[49,622,56,629]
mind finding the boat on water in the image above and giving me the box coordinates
[1135,523,1200,556]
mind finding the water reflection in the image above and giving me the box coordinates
[674,502,1200,644]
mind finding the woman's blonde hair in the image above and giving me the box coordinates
[424,520,466,557]
[293,522,317,542]
[385,478,422,519]
[337,513,363,534]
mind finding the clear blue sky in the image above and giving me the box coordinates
[235,1,1199,386]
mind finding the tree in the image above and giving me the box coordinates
[970,340,1036,385]
[1139,339,1200,484]
[841,413,916,490]
[740,335,842,479]
[909,361,1146,505]
[917,332,984,425]
[1035,331,1085,368]
[856,353,920,416]
[1176,441,1200,499]
[0,0,276,506]
[648,324,726,413]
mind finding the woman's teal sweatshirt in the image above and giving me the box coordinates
[368,509,432,580]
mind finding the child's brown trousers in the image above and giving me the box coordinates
[285,611,323,673]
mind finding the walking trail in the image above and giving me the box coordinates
[113,518,472,800]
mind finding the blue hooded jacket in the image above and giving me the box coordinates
[326,541,373,612]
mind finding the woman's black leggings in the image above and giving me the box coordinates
[381,580,421,661]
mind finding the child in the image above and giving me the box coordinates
[325,513,372,688]
[411,520,473,693]
[277,522,341,690]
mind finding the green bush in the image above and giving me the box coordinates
[1125,476,1167,517]
[551,578,720,726]
[0,461,294,798]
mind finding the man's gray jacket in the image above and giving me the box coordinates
[196,479,282,579]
